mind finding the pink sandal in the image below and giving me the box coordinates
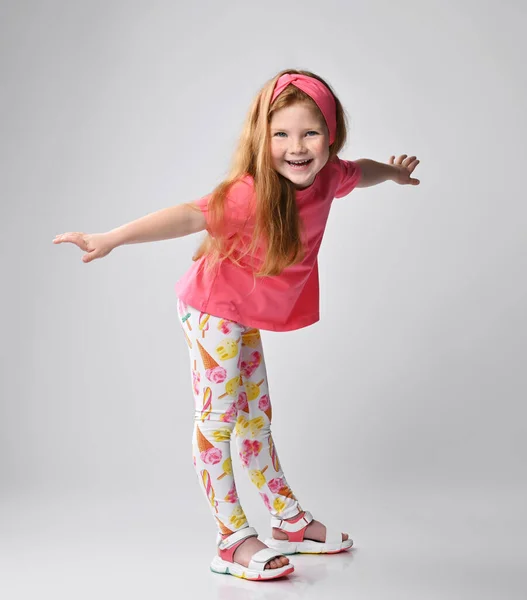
[210,526,295,580]
[264,510,353,555]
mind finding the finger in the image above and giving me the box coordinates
[53,233,70,244]
[389,155,395,164]
[404,156,417,167]
[407,159,420,172]
[83,251,97,263]
[56,233,88,250]
[397,154,408,164]
[54,232,81,238]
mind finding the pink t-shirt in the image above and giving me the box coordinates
[175,156,361,331]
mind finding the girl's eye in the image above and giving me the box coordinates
[273,131,319,137]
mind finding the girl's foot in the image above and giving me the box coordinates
[221,534,290,570]
[272,511,349,543]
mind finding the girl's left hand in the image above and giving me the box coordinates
[388,154,420,185]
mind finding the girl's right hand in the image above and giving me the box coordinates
[53,231,117,263]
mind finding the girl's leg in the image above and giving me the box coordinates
[234,328,351,548]
[233,328,303,520]
[177,298,248,536]
[177,300,291,571]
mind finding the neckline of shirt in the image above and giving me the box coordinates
[295,173,320,199]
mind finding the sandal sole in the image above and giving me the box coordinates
[210,556,294,581]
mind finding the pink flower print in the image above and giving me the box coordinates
[220,401,237,423]
[218,319,234,335]
[205,365,227,384]
[239,439,262,467]
[201,447,223,465]
[240,351,261,378]
[268,477,285,494]
[225,482,238,503]
[193,455,196,467]
[260,492,272,512]
[258,394,270,412]
[239,361,252,379]
[235,391,249,412]
[192,371,201,396]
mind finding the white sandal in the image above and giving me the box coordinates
[264,510,353,555]
[210,526,295,580]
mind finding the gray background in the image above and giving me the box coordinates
[2,0,526,598]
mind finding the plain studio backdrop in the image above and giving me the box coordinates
[1,1,526,599]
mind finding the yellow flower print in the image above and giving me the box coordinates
[249,466,268,489]
[229,506,247,528]
[273,497,286,514]
[235,415,264,438]
[216,338,239,360]
[245,380,264,401]
[212,427,231,443]
[248,416,264,437]
[235,415,249,437]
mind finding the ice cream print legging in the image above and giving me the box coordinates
[177,298,302,537]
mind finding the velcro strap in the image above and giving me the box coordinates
[271,510,313,532]
[248,547,284,570]
[323,527,343,545]
[217,526,258,550]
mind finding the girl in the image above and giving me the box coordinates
[54,69,420,581]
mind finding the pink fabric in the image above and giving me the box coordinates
[271,74,337,145]
[174,156,361,332]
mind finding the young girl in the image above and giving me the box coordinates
[53,69,420,581]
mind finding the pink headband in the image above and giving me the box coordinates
[271,73,337,145]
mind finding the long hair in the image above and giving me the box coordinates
[187,69,349,277]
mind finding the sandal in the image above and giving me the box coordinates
[210,526,295,580]
[264,510,353,555]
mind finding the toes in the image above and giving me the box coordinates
[266,557,289,569]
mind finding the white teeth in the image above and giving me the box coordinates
[288,160,310,165]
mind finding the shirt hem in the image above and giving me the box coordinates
[175,288,319,332]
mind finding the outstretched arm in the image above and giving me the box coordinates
[355,155,420,188]
[53,202,207,263]
[108,202,207,245]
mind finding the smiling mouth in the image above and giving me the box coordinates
[286,159,313,168]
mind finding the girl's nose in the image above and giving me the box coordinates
[290,139,306,153]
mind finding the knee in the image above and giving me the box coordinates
[195,413,235,439]
[233,419,272,440]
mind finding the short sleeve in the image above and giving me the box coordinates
[194,178,255,239]
[334,158,362,198]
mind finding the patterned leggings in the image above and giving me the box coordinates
[177,298,302,537]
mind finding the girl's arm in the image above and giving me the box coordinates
[355,155,420,188]
[110,202,206,245]
[53,202,207,263]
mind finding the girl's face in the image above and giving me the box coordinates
[269,102,330,190]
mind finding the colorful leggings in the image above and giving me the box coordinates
[177,298,302,537]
